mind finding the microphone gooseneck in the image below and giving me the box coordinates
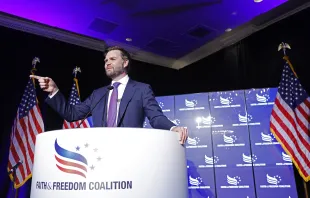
[8,160,23,174]
[77,85,113,128]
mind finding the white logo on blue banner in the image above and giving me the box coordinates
[188,175,211,189]
[156,96,174,120]
[156,96,174,116]
[195,115,224,128]
[255,131,280,145]
[232,112,255,126]
[215,167,256,197]
[236,153,266,167]
[246,88,276,106]
[213,130,246,147]
[175,93,209,119]
[221,175,250,188]
[254,166,297,197]
[186,136,208,148]
[187,160,216,196]
[276,152,293,166]
[197,155,227,168]
[260,173,291,189]
[211,91,242,108]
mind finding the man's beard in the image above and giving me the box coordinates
[105,66,125,79]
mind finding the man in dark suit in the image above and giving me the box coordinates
[30,46,188,144]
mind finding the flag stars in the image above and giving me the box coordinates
[18,80,38,118]
[97,157,102,161]
[94,148,98,152]
[90,165,95,170]
[84,143,89,148]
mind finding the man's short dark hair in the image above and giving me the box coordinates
[104,46,131,73]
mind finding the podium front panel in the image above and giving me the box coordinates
[30,128,188,198]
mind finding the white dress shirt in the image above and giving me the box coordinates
[106,75,129,125]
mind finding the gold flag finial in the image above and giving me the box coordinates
[73,66,81,78]
[278,42,298,77]
[31,57,40,69]
[31,57,40,73]
[278,42,291,56]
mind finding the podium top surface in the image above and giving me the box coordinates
[39,127,173,136]
[36,127,181,145]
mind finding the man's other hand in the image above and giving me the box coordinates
[171,126,188,145]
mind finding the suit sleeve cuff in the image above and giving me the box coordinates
[48,89,59,98]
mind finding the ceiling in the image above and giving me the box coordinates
[0,0,309,69]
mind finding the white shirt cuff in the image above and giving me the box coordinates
[48,89,59,98]
[170,126,176,131]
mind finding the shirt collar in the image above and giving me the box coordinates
[111,74,129,86]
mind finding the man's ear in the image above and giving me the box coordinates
[123,59,129,68]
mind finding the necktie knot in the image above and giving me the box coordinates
[113,82,121,89]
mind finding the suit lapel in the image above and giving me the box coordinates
[117,79,137,126]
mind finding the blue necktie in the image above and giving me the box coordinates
[107,82,121,127]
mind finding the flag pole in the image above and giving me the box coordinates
[31,57,40,85]
[14,189,18,198]
[31,57,40,104]
[73,66,81,97]
[73,66,82,127]
[304,181,309,198]
[278,42,309,198]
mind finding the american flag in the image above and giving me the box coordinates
[270,60,310,181]
[8,78,44,188]
[63,78,92,128]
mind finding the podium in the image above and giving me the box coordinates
[30,128,188,198]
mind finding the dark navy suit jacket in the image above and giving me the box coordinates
[45,79,175,130]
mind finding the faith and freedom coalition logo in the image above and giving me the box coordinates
[54,138,89,178]
[35,138,133,191]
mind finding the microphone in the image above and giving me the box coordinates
[77,85,113,128]
[8,160,23,174]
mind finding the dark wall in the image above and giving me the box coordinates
[178,7,310,95]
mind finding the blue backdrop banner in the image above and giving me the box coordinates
[144,87,298,198]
